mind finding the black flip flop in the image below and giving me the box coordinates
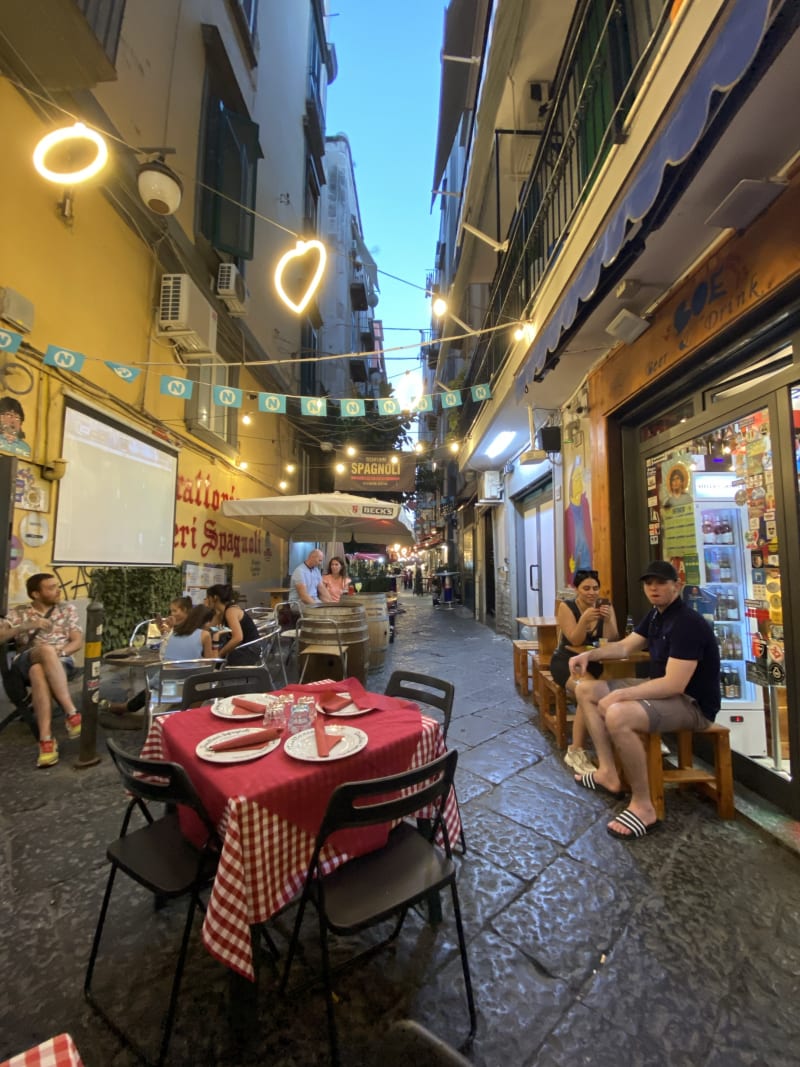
[575,772,627,800]
[607,808,662,841]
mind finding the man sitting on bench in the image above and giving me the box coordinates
[1,573,83,768]
[568,560,720,841]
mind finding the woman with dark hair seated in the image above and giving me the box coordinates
[548,568,619,776]
[205,583,260,665]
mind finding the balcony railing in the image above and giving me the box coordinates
[453,0,670,437]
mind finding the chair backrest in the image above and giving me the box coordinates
[182,666,273,708]
[274,601,296,630]
[317,749,458,853]
[129,618,161,648]
[0,641,28,707]
[145,659,220,711]
[106,738,220,846]
[384,671,455,741]
[297,616,345,656]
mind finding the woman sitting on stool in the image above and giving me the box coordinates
[548,568,619,776]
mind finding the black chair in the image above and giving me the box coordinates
[84,739,222,1066]
[0,641,38,737]
[182,666,274,708]
[384,671,466,853]
[280,750,476,1066]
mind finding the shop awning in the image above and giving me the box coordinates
[514,0,771,397]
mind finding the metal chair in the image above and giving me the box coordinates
[280,750,476,1067]
[128,618,162,649]
[384,671,466,853]
[223,618,286,687]
[274,601,299,670]
[0,640,77,739]
[84,739,222,1066]
[144,659,222,727]
[296,616,348,684]
[182,666,274,709]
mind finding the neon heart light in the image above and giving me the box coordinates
[274,239,327,314]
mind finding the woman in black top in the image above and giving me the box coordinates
[549,569,619,776]
[205,584,260,665]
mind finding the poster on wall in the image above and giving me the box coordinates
[565,455,593,581]
[0,395,32,458]
[182,560,229,604]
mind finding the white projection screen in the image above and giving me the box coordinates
[53,400,178,565]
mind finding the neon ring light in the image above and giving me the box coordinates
[33,123,109,184]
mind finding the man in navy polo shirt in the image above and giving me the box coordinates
[568,560,720,841]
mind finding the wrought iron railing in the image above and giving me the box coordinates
[453,0,671,438]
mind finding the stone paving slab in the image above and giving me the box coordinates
[2,592,800,1066]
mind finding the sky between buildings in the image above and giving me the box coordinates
[326,0,448,394]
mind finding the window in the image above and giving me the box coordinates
[185,357,239,457]
[300,323,318,396]
[199,27,263,260]
[227,0,259,66]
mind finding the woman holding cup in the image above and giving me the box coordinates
[548,568,619,775]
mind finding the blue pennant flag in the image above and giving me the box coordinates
[414,394,433,413]
[44,345,86,374]
[105,361,141,383]
[301,397,327,417]
[340,398,365,417]
[441,390,462,409]
[0,327,22,353]
[471,383,492,402]
[258,392,286,414]
[213,385,242,408]
[377,397,401,416]
[160,375,193,399]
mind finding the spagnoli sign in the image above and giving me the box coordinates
[333,452,415,493]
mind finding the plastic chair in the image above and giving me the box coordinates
[296,616,348,684]
[182,666,274,709]
[384,671,466,854]
[84,739,222,1066]
[280,749,475,1067]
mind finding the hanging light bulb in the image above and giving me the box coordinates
[241,413,252,426]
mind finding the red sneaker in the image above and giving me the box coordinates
[65,712,82,739]
[37,738,59,768]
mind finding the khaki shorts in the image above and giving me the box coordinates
[607,679,712,732]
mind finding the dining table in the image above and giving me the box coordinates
[140,676,460,981]
[0,1033,84,1067]
[514,616,559,659]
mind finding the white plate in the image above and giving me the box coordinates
[196,728,282,764]
[211,694,272,720]
[284,725,368,762]
[319,694,375,718]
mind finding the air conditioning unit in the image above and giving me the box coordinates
[156,274,218,355]
[479,471,503,502]
[522,80,551,130]
[217,263,249,316]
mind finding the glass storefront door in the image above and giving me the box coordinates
[644,404,790,780]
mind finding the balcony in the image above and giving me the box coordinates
[0,0,124,89]
[350,280,369,312]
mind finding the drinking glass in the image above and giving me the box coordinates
[262,695,290,732]
[355,581,363,593]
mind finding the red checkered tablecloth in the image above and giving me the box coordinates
[140,680,460,979]
[1,1034,84,1067]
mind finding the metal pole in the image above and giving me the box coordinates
[75,592,104,769]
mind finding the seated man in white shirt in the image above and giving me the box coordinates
[288,549,332,613]
[1,573,83,768]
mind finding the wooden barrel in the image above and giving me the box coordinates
[298,603,369,684]
[350,593,391,672]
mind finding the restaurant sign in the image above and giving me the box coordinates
[334,451,415,493]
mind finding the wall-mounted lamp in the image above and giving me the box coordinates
[605,308,650,345]
[136,152,183,215]
[33,123,108,184]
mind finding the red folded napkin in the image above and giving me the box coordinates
[318,691,352,713]
[231,696,266,714]
[208,727,282,752]
[313,716,342,757]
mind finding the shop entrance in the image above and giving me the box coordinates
[519,485,555,618]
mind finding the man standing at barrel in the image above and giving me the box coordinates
[289,549,332,613]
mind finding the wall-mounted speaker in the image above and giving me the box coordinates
[539,426,562,453]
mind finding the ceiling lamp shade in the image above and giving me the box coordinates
[137,158,183,215]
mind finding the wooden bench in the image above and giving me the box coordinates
[512,640,538,689]
[538,669,573,749]
[643,723,734,820]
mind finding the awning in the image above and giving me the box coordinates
[431,0,481,204]
[514,0,771,396]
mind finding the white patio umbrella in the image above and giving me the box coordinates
[221,492,415,546]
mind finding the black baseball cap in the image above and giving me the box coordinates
[639,560,679,582]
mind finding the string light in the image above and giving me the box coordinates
[286,463,296,473]
[32,122,109,184]
[241,413,252,425]
[279,479,288,490]
[345,445,357,457]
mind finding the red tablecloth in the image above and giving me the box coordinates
[140,677,459,979]
[1,1034,84,1067]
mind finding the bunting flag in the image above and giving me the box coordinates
[301,396,327,416]
[213,384,242,408]
[160,375,193,399]
[44,344,86,373]
[0,327,22,353]
[105,361,141,382]
[259,393,286,413]
[21,331,493,422]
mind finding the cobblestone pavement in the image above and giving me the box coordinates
[2,592,800,1066]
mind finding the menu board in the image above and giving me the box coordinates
[182,561,229,604]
